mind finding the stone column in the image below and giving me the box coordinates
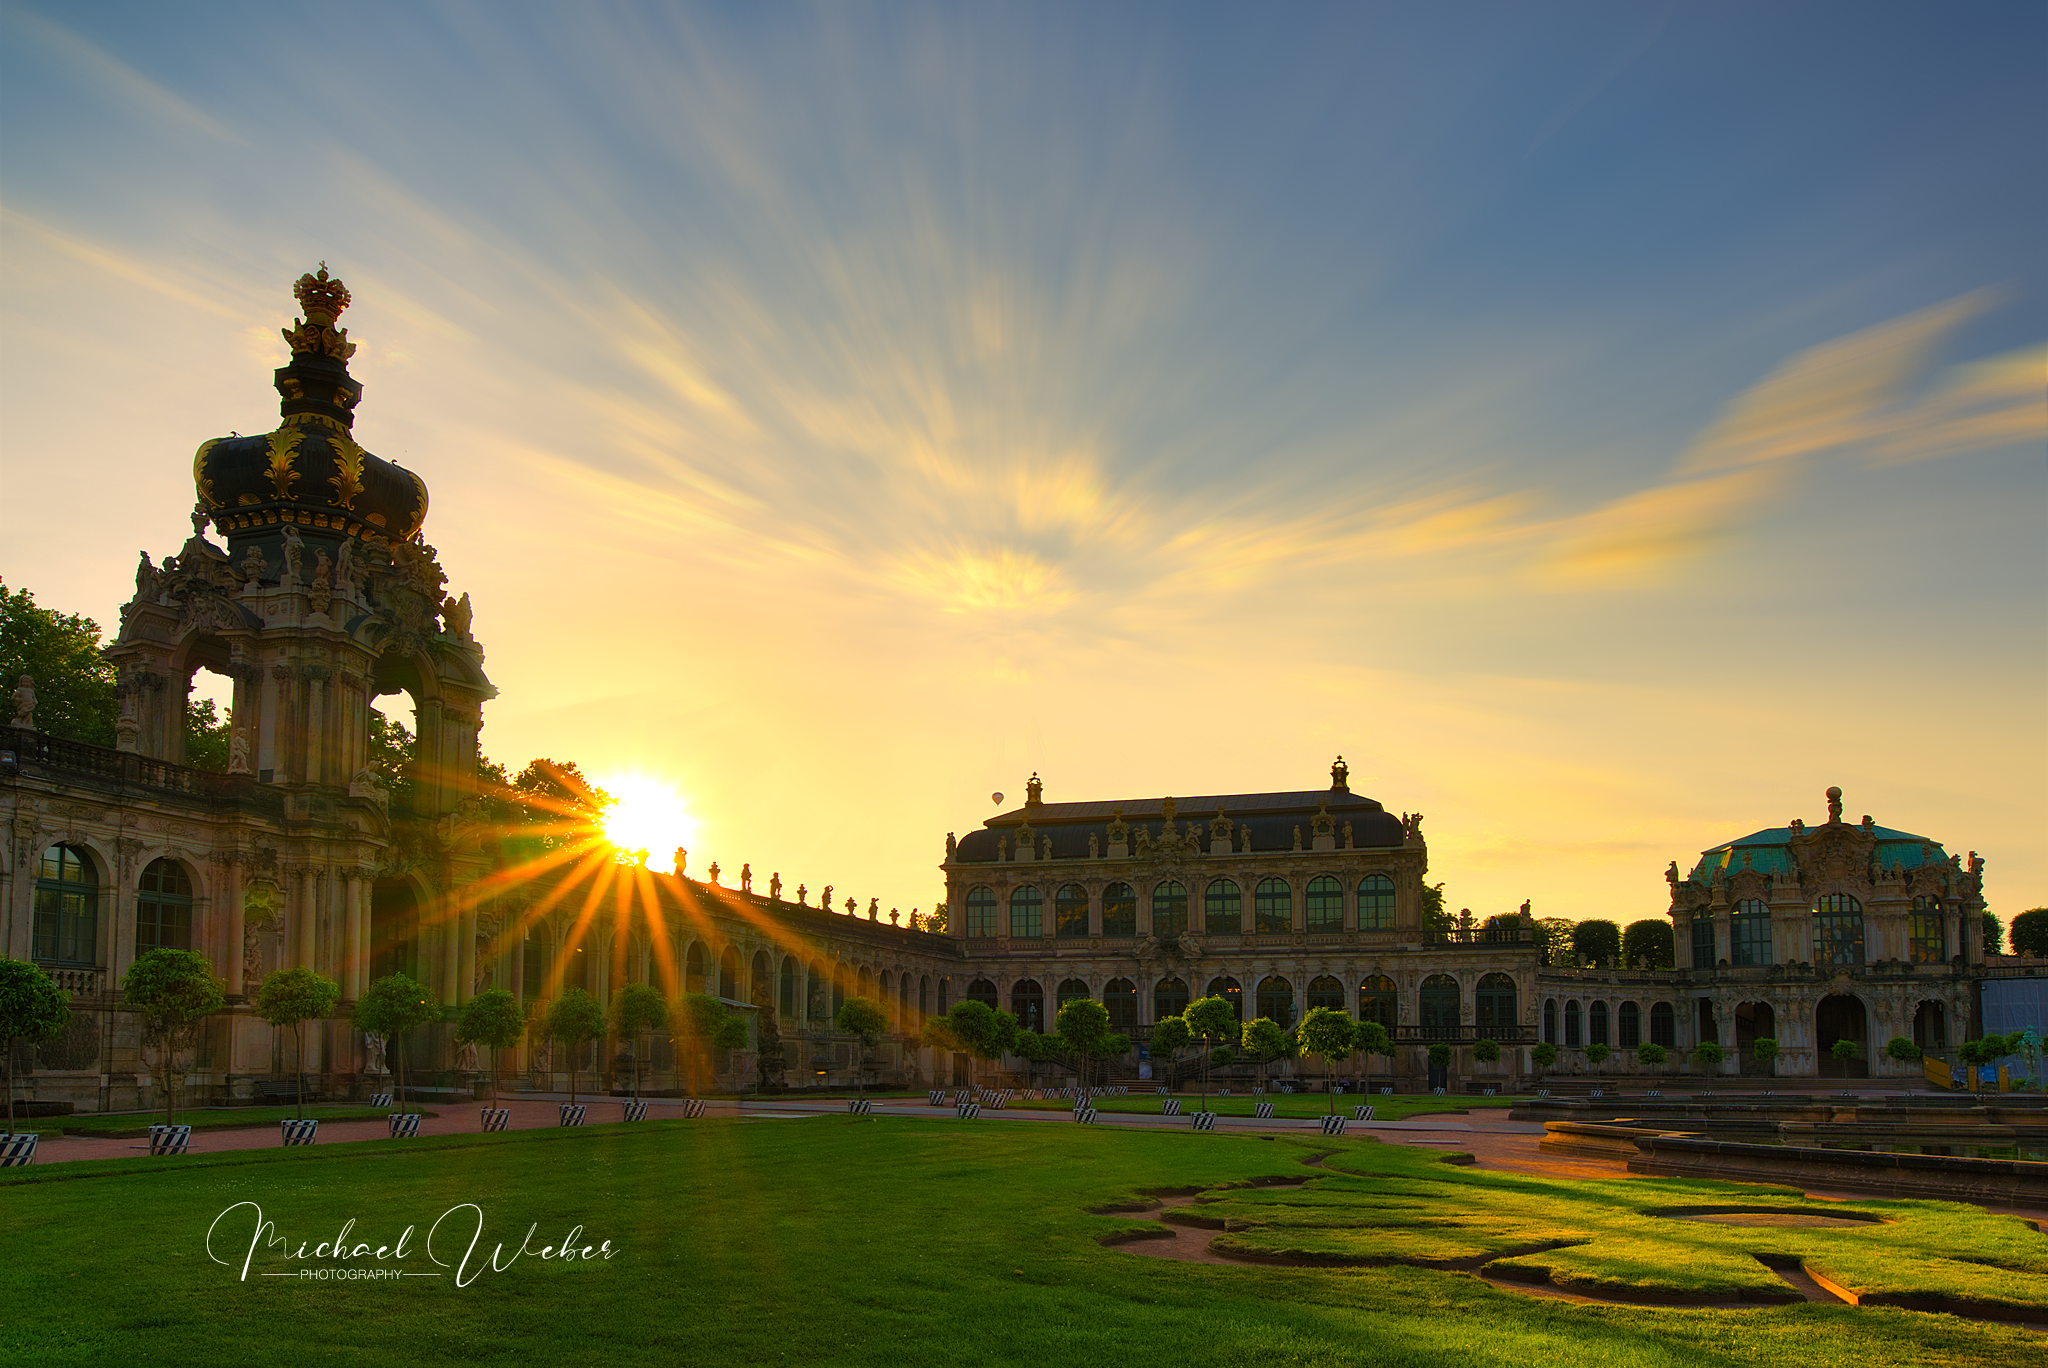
[223,860,246,995]
[459,904,478,1002]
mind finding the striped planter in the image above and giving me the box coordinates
[1190,1112,1216,1131]
[1319,1115,1347,1137]
[1074,1109,1097,1124]
[952,1090,971,1105]
[279,1119,319,1146]
[847,1098,873,1115]
[0,1133,39,1167]
[1645,1090,1663,1099]
[1254,1103,1275,1119]
[1431,1087,1447,1097]
[681,1099,708,1118]
[1352,1105,1375,1121]
[1378,1087,1393,1096]
[369,1092,392,1107]
[1589,1089,1606,1099]
[559,1104,587,1127]
[387,1114,422,1139]
[1536,1088,1551,1098]
[1155,1086,1170,1096]
[955,1103,981,1120]
[623,1100,650,1122]
[1279,1085,1295,1095]
[149,1124,193,1155]
[928,1090,947,1106]
[1481,1087,1497,1097]
[1759,1090,1775,1098]
[1161,1099,1182,1116]
[480,1108,511,1132]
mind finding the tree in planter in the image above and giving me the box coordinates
[543,987,606,1104]
[1354,1020,1392,1091]
[1472,1037,1502,1089]
[1295,1008,1354,1114]
[1584,1042,1610,1070]
[122,948,226,1126]
[751,983,786,1094]
[1012,1029,1061,1089]
[1151,1016,1192,1092]
[1957,1037,1999,1090]
[254,967,340,1121]
[1055,997,1113,1093]
[1694,1041,1725,1073]
[835,996,889,1097]
[676,994,734,1094]
[0,958,71,1136]
[1183,996,1238,1108]
[711,1011,750,1093]
[1885,1036,1922,1065]
[1427,1042,1453,1081]
[938,1000,1019,1089]
[454,988,525,1109]
[1530,1041,1558,1077]
[1750,1037,1779,1076]
[351,973,438,1114]
[610,984,668,1099]
[1830,1039,1860,1072]
[1241,1016,1290,1094]
[1636,1042,1667,1070]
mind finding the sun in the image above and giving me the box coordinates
[598,774,697,873]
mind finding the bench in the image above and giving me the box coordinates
[259,1080,313,1104]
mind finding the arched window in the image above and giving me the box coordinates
[752,951,771,1005]
[1475,973,1516,1035]
[1255,976,1295,1028]
[1691,915,1716,969]
[1812,894,1865,968]
[1101,883,1136,937]
[1358,975,1397,1026]
[719,947,739,1000]
[779,956,798,1017]
[1589,1000,1609,1047]
[936,977,948,1013]
[807,964,827,1021]
[1649,1001,1676,1047]
[1306,976,1345,1012]
[1055,885,1090,938]
[1618,1000,1641,1049]
[1150,882,1188,937]
[1254,878,1292,934]
[686,943,708,995]
[858,966,876,1000]
[1913,999,1946,1051]
[1205,977,1243,1021]
[135,859,192,953]
[562,939,590,992]
[1564,1000,1582,1048]
[964,885,998,938]
[967,978,999,1009]
[1419,975,1460,1031]
[1009,886,1043,940]
[1357,874,1396,930]
[1103,978,1138,1029]
[33,844,97,966]
[1305,876,1343,932]
[1154,976,1190,1022]
[1909,896,1944,964]
[899,970,914,1025]
[919,975,930,1016]
[832,975,845,1018]
[1056,978,1091,1010]
[1732,899,1771,967]
[1204,879,1242,935]
[1011,979,1044,1033]
[1543,997,1557,1044]
[522,928,549,1000]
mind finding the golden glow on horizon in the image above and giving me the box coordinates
[598,775,696,875]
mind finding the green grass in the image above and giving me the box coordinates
[4,1107,443,1138]
[1011,1092,1524,1122]
[0,1117,2037,1366]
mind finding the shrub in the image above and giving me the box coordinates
[255,968,341,1120]
[1830,1038,1859,1063]
[455,988,526,1108]
[1636,1042,1666,1067]
[1530,1041,1558,1070]
[1427,1042,1452,1069]
[0,958,71,1135]
[1694,1041,1724,1068]
[1584,1042,1610,1065]
[1471,1037,1500,1064]
[1885,1036,1922,1063]
[123,948,227,1126]
[2011,907,2048,958]
[1750,1037,1779,1064]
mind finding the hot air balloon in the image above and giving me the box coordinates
[991,792,1005,806]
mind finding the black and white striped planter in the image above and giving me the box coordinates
[953,1090,971,1105]
[1432,1087,1447,1097]
[149,1124,193,1155]
[1536,1088,1552,1098]
[1646,1089,1664,1099]
[0,1133,39,1167]
[681,1099,707,1118]
[280,1119,319,1146]
[480,1108,511,1132]
[928,1089,947,1106]
[388,1114,422,1139]
[559,1104,587,1127]
[1589,1089,1605,1099]
[1379,1087,1393,1096]
[1759,1090,1775,1098]
[1190,1112,1216,1131]
[1352,1105,1376,1121]
[1155,1086,1170,1096]
[1074,1108,1097,1124]
[1481,1087,1497,1097]
[369,1092,392,1107]
[1319,1115,1347,1137]
[1161,1099,1182,1116]
[954,1102,981,1120]
[847,1098,873,1115]
[1254,1102,1275,1119]
[623,1100,650,1122]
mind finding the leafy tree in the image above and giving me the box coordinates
[544,988,606,1103]
[1472,1037,1501,1065]
[1620,919,1674,970]
[351,973,438,1113]
[1983,913,2004,956]
[676,993,736,1095]
[1427,1042,1452,1071]
[1694,1041,1724,1069]
[254,968,340,1120]
[712,1010,750,1090]
[1570,919,1623,969]
[0,958,71,1135]
[181,697,233,771]
[1585,1042,1610,1067]
[836,996,889,1096]
[1530,1041,1558,1074]
[1241,1016,1289,1092]
[2011,908,2048,958]
[1533,918,1577,967]
[1885,1036,1922,1064]
[1830,1038,1859,1066]
[122,948,226,1125]
[455,988,525,1108]
[1420,881,1453,932]
[751,981,785,1094]
[1150,1015,1192,1089]
[1750,1037,1779,1074]
[925,904,949,935]
[611,984,669,1099]
[366,709,416,812]
[1353,1018,1392,1089]
[1296,1007,1354,1114]
[0,579,117,746]
[1636,1042,1667,1068]
[1055,997,1113,1093]
[1182,996,1238,1108]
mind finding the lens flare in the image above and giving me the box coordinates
[598,775,696,873]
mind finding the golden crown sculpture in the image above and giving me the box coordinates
[282,263,356,360]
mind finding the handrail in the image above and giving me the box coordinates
[3,729,283,813]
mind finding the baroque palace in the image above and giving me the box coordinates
[0,274,2005,1111]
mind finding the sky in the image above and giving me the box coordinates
[2,2,2042,928]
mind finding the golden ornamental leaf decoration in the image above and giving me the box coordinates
[328,434,366,510]
[192,438,222,508]
[265,427,304,500]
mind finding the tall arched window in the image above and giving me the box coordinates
[1057,978,1091,1010]
[1103,978,1138,1029]
[806,964,827,1021]
[751,951,771,1005]
[1101,883,1136,937]
[1732,899,1772,967]
[1203,879,1242,935]
[1009,886,1043,940]
[780,956,798,1017]
[135,859,193,953]
[1419,975,1460,1031]
[832,974,845,1018]
[1150,882,1187,937]
[1812,894,1865,968]
[1254,878,1292,934]
[1011,979,1044,1033]
[936,977,948,1014]
[857,966,876,999]
[1564,1000,1582,1048]
[1055,885,1090,938]
[919,975,930,1016]
[1649,1001,1676,1047]
[964,885,998,938]
[899,970,914,1025]
[522,928,549,1000]
[1305,876,1343,931]
[33,844,97,966]
[1543,998,1557,1044]
[1154,976,1189,1022]
[1205,977,1243,1021]
[1305,975,1344,1012]
[686,943,708,995]
[1255,976,1295,1028]
[1909,896,1945,964]
[719,947,739,1000]
[563,939,590,992]
[1589,1000,1609,1047]
[967,978,999,1009]
[1618,1000,1641,1049]
[1358,975,1397,1026]
[1357,874,1396,930]
[1691,916,1716,968]
[1475,973,1516,1035]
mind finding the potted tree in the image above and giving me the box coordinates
[1054,997,1112,1096]
[1694,1040,1726,1078]
[1151,1016,1192,1094]
[836,996,889,1098]
[1241,1016,1289,1095]
[1183,997,1237,1111]
[1472,1036,1502,1091]
[254,967,340,1128]
[610,983,668,1100]
[122,948,226,1133]
[1530,1040,1558,1083]
[544,987,606,1105]
[0,958,71,1151]
[1297,1007,1353,1115]
[1354,1019,1392,1092]
[1585,1042,1610,1076]
[455,987,526,1116]
[1636,1041,1667,1078]
[1750,1037,1779,1078]
[351,973,440,1124]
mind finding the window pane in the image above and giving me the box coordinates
[1203,880,1241,935]
[1691,917,1715,968]
[1358,874,1395,930]
[1101,883,1136,937]
[1618,1001,1641,1049]
[1254,879,1292,934]
[1056,885,1090,938]
[964,886,998,938]
[1009,886,1043,940]
[1305,876,1342,931]
[1150,882,1187,937]
[1732,899,1771,967]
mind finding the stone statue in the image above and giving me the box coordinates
[10,674,35,729]
[229,728,252,775]
[241,544,267,587]
[708,861,721,885]
[1665,861,1680,885]
[1088,833,1100,858]
[135,552,161,602]
[888,909,900,926]
[867,898,879,920]
[945,832,956,859]
[334,538,356,594]
[456,1040,480,1072]
[441,591,474,640]
[191,503,211,538]
[796,884,808,906]
[821,885,833,913]
[769,872,782,900]
[363,1032,388,1075]
[1292,825,1304,851]
[281,525,305,584]
[673,847,687,877]
[740,863,752,893]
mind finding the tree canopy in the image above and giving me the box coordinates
[0,958,72,1134]
[1620,919,1674,969]
[0,579,117,746]
[1570,919,1623,969]
[122,948,227,1125]
[255,967,340,1119]
[456,987,526,1108]
[1532,917,1576,966]
[2011,908,2048,958]
[1184,996,1237,1046]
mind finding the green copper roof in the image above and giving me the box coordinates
[1689,824,1946,882]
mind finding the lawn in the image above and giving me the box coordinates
[5,1107,443,1138]
[0,1117,2037,1366]
[1009,1091,1525,1122]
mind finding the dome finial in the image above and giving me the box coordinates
[282,264,356,360]
[1332,754,1349,791]
[1825,785,1843,823]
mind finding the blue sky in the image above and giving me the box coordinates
[3,2,2042,922]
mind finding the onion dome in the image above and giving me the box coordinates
[192,266,428,570]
